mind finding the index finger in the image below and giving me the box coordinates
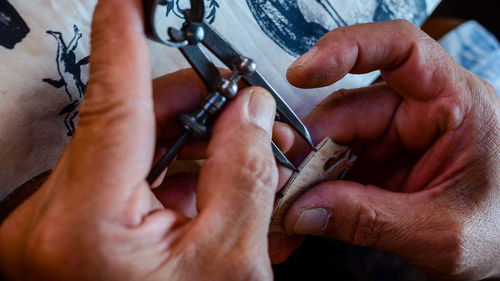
[68,0,154,189]
[286,20,464,102]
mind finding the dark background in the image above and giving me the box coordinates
[273,1,497,280]
[433,0,499,39]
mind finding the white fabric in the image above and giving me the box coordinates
[0,0,440,199]
[439,20,500,95]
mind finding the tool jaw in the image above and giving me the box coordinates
[232,56,257,77]
[143,0,206,48]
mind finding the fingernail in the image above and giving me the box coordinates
[247,88,276,133]
[288,47,318,71]
[293,208,331,235]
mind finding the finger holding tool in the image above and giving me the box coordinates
[143,0,316,185]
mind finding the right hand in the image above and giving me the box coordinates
[274,20,500,281]
[0,0,280,280]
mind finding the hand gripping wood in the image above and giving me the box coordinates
[270,137,356,233]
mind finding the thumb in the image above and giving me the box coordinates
[283,181,439,253]
[194,87,278,240]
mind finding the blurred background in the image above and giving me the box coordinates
[434,0,499,39]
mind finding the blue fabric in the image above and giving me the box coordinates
[439,21,500,95]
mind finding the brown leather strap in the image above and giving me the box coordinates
[0,171,51,226]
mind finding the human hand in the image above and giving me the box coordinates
[273,20,500,280]
[0,0,281,280]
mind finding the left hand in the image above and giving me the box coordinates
[269,20,500,280]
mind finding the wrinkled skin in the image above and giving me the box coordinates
[0,0,287,280]
[270,20,500,281]
[1,2,499,280]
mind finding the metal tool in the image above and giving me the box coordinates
[143,0,315,185]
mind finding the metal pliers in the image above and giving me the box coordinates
[143,0,315,184]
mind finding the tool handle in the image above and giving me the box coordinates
[146,131,191,185]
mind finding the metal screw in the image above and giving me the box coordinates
[232,56,257,77]
[183,23,205,45]
[217,78,238,98]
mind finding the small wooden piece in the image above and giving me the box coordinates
[270,137,356,233]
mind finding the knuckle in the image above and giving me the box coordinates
[238,145,277,191]
[473,74,498,100]
[391,19,429,44]
[391,19,418,31]
[348,202,384,248]
[207,122,278,199]
[78,82,146,130]
[237,147,277,192]
[330,45,351,69]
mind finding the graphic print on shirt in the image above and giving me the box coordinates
[246,0,427,57]
[0,0,30,49]
[43,25,89,137]
[166,0,219,23]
